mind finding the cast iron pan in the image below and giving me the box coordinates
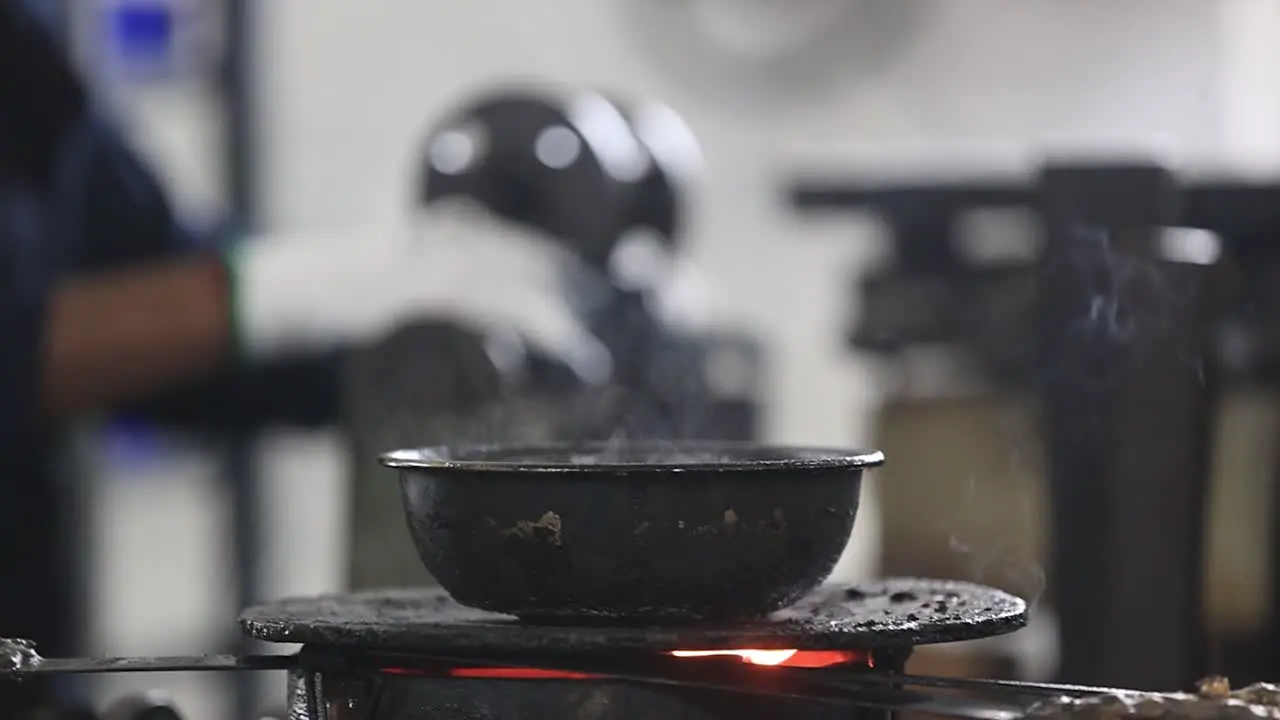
[380,441,883,625]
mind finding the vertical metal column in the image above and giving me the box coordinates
[223,0,257,227]
[220,0,262,718]
[1037,162,1216,690]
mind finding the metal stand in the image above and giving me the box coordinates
[1035,163,1215,690]
[786,163,1239,691]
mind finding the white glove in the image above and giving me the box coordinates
[225,206,613,384]
[652,258,717,333]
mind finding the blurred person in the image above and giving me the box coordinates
[1,3,602,714]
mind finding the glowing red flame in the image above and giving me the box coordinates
[447,667,597,679]
[671,649,798,665]
[669,649,868,668]
[381,666,598,680]
[377,648,868,680]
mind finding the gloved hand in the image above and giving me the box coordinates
[223,205,613,385]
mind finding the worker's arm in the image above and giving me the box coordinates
[0,1,238,420]
[35,212,611,421]
[40,256,233,417]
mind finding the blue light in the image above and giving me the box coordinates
[106,2,174,65]
[103,414,169,469]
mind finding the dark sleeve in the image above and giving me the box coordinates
[0,279,45,448]
[1,0,194,269]
[0,1,87,187]
[123,352,348,432]
[58,116,201,268]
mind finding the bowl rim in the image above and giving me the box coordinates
[379,440,885,474]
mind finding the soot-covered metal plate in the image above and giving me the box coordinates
[240,578,1026,652]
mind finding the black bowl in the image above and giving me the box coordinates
[380,440,884,624]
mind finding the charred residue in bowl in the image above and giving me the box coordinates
[495,511,563,545]
[757,507,787,534]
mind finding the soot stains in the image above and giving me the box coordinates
[241,578,1027,653]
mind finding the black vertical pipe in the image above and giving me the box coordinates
[42,2,88,709]
[1037,162,1214,690]
[29,0,71,48]
[220,1,261,719]
[223,0,256,227]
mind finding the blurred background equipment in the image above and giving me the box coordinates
[418,87,648,268]
[788,159,1280,690]
[16,0,1280,717]
[345,85,766,591]
[623,0,922,111]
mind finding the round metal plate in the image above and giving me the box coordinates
[240,578,1026,653]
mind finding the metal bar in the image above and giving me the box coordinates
[225,437,262,717]
[49,429,95,706]
[820,687,1023,720]
[787,181,1032,280]
[1035,162,1214,690]
[809,671,1132,700]
[223,0,257,228]
[1270,428,1280,680]
[11,655,296,676]
[787,182,1030,213]
[219,2,261,718]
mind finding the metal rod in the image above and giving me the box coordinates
[223,0,258,227]
[7,654,296,676]
[815,670,1135,700]
[824,687,1024,720]
[220,0,262,713]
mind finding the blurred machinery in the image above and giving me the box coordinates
[789,161,1280,689]
[343,85,766,590]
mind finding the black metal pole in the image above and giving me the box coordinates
[1036,162,1214,691]
[220,1,262,718]
[224,0,257,227]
